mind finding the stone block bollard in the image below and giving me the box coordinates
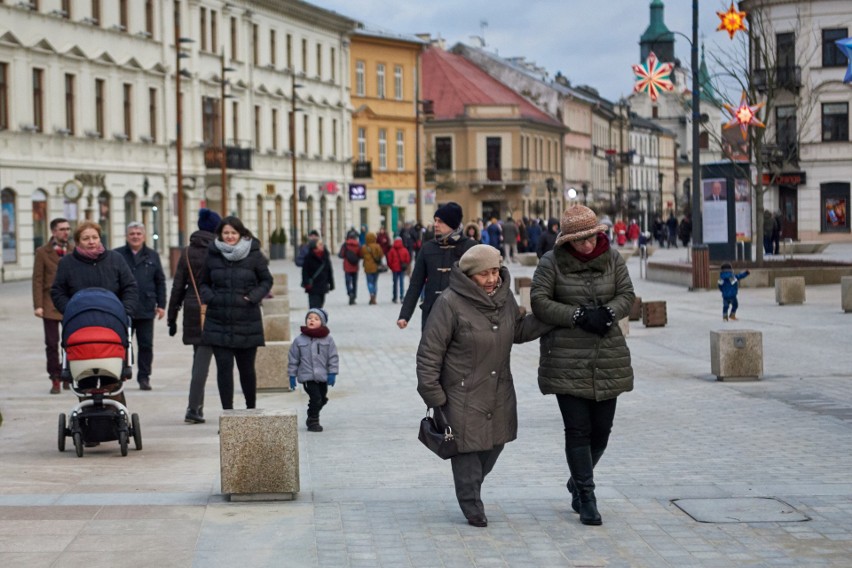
[270,284,288,297]
[710,330,763,381]
[642,301,667,327]
[515,252,539,266]
[514,276,532,294]
[272,273,288,288]
[842,277,852,313]
[775,276,806,305]
[255,341,292,391]
[262,297,290,317]
[519,287,531,312]
[629,296,643,321]
[263,315,291,342]
[220,409,299,501]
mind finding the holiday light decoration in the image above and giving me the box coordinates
[836,37,852,83]
[717,3,748,39]
[723,91,765,140]
[632,52,675,102]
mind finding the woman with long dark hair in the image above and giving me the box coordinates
[199,216,272,410]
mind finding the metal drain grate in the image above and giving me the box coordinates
[673,497,809,523]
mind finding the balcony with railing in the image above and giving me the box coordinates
[352,160,372,179]
[753,66,802,93]
[204,146,253,170]
[424,168,531,187]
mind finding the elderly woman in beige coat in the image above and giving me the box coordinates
[530,204,635,526]
[417,245,551,528]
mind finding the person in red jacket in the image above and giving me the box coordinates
[613,219,627,247]
[386,237,412,303]
[626,219,641,248]
[339,230,362,305]
[376,227,391,256]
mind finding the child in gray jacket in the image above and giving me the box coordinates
[288,308,339,432]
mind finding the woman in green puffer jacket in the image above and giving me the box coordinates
[530,205,635,527]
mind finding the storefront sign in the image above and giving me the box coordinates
[378,190,395,206]
[762,171,806,186]
[349,184,366,201]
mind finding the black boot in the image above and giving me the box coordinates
[185,407,205,424]
[566,446,602,525]
[567,447,604,514]
[306,415,323,432]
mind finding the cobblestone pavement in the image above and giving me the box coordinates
[1,245,852,567]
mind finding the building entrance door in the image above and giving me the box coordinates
[779,185,798,241]
[482,200,502,222]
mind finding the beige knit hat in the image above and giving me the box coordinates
[554,205,608,247]
[459,244,502,276]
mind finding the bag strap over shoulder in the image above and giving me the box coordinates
[186,250,202,307]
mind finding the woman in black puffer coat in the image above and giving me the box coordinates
[199,216,272,410]
[300,238,334,309]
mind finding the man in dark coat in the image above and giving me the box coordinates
[397,202,475,331]
[536,218,559,258]
[166,208,220,423]
[115,222,166,390]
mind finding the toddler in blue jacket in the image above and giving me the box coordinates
[718,263,750,321]
[288,308,339,432]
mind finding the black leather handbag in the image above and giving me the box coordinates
[418,407,458,459]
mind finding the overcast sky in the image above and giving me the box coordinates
[311,0,743,102]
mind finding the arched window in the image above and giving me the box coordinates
[32,189,48,250]
[124,191,138,228]
[1,188,17,263]
[256,195,265,245]
[97,190,111,247]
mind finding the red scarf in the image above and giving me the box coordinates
[300,325,330,338]
[51,239,69,257]
[565,232,610,262]
[76,243,106,260]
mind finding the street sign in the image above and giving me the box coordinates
[349,184,366,201]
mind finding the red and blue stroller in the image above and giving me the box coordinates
[57,288,142,457]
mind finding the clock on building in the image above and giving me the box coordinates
[62,180,82,202]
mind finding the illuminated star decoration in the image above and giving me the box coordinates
[723,91,765,140]
[836,37,852,83]
[632,52,675,102]
[717,3,748,39]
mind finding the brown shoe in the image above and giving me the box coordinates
[50,380,61,395]
[729,313,738,321]
[63,381,71,390]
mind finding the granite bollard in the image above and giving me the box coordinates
[514,276,532,294]
[775,276,806,305]
[256,341,292,390]
[263,315,291,342]
[262,297,290,317]
[515,252,539,266]
[220,409,299,501]
[710,329,763,381]
[272,273,288,287]
[519,287,531,312]
[842,276,852,313]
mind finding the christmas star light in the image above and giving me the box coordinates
[836,37,852,83]
[632,52,675,102]
[717,3,748,40]
[723,91,765,140]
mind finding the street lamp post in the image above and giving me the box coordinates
[690,0,702,246]
[289,81,302,259]
[173,10,193,248]
[220,49,235,217]
[414,99,433,225]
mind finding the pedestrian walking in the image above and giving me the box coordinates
[288,308,339,432]
[666,213,678,248]
[678,214,692,248]
[718,263,750,321]
[166,208,221,423]
[361,232,384,305]
[115,222,166,391]
[301,238,334,309]
[199,216,272,410]
[339,230,361,305]
[295,230,320,267]
[463,221,481,243]
[376,226,391,256]
[501,216,519,261]
[536,217,559,258]
[627,219,641,248]
[417,244,551,527]
[386,236,411,303]
[32,217,73,394]
[485,218,502,252]
[613,218,627,247]
[397,202,476,331]
[530,204,635,526]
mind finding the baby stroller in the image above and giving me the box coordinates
[57,288,142,457]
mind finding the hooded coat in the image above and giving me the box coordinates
[530,243,635,401]
[199,238,272,349]
[167,229,215,345]
[463,222,481,242]
[361,232,384,274]
[416,265,552,453]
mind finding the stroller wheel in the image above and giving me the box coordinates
[57,414,67,452]
[119,430,129,457]
[73,432,84,458]
[131,413,142,451]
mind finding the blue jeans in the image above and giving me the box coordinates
[723,297,739,316]
[345,271,358,299]
[392,271,406,301]
[366,273,378,296]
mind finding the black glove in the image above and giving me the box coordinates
[573,307,589,329]
[583,306,615,337]
[168,321,177,337]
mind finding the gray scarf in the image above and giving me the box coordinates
[215,237,252,261]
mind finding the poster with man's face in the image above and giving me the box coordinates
[702,179,728,243]
[703,179,727,201]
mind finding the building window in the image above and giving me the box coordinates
[330,47,336,82]
[0,63,7,131]
[286,34,292,69]
[252,24,259,65]
[822,102,849,142]
[254,105,260,150]
[148,88,157,142]
[124,192,137,229]
[231,100,238,144]
[1,188,17,263]
[32,68,43,133]
[123,83,132,139]
[776,105,796,158]
[211,10,217,51]
[95,79,104,137]
[92,0,100,25]
[119,0,128,31]
[394,65,403,100]
[316,43,322,77]
[698,131,709,149]
[61,0,70,18]
[301,39,307,73]
[230,17,238,60]
[271,108,278,150]
[202,96,218,145]
[357,127,366,161]
[396,130,405,170]
[302,114,308,153]
[270,29,276,66]
[378,129,387,170]
[435,137,452,171]
[486,137,502,181]
[145,0,154,36]
[64,74,75,134]
[200,8,207,51]
[377,64,386,99]
[332,118,337,158]
[776,32,796,70]
[32,189,48,250]
[355,60,365,96]
[318,116,324,156]
[821,182,850,233]
[823,28,848,67]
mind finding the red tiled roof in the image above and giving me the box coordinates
[422,47,562,127]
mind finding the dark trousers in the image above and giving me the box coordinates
[345,272,358,299]
[307,293,326,309]
[188,344,213,411]
[131,318,154,382]
[303,380,328,418]
[556,394,617,452]
[43,318,62,380]
[212,346,257,410]
[723,297,739,316]
[450,445,504,519]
